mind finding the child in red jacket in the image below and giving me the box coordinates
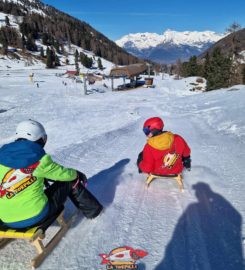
[137,117,191,175]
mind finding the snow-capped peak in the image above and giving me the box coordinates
[116,29,225,49]
[116,32,163,49]
[162,29,225,46]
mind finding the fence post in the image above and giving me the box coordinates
[111,77,114,91]
[84,76,87,95]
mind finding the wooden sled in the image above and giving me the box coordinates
[146,173,183,192]
[0,207,73,268]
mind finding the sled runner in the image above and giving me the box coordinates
[0,207,73,268]
[146,173,183,191]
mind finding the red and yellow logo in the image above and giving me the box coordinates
[99,246,148,269]
[163,152,179,169]
[0,162,39,199]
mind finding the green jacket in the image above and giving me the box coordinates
[0,140,77,223]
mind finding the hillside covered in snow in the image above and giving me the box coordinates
[0,0,140,68]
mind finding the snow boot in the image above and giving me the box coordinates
[69,182,103,219]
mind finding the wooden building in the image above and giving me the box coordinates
[110,63,147,90]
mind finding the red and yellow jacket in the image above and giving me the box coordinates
[139,132,191,175]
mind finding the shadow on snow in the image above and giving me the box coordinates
[155,182,244,270]
[88,158,130,207]
[66,158,130,227]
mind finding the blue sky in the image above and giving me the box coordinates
[42,0,245,41]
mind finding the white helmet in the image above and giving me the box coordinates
[16,120,47,143]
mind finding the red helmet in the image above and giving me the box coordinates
[143,117,164,135]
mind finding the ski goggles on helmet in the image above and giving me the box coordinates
[143,126,151,136]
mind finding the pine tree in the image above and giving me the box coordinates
[0,31,8,54]
[5,16,10,26]
[74,49,79,73]
[187,56,201,76]
[79,51,84,64]
[21,35,26,50]
[46,47,54,68]
[203,52,211,79]
[87,57,93,68]
[242,65,245,84]
[54,53,60,66]
[84,39,91,51]
[42,33,49,46]
[169,65,174,75]
[206,47,232,91]
[226,22,241,34]
[60,44,65,55]
[54,40,61,54]
[180,56,202,77]
[80,51,93,69]
[40,47,44,58]
[97,57,103,70]
[229,57,241,86]
[26,35,37,51]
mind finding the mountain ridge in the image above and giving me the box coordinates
[200,28,245,59]
[0,0,141,66]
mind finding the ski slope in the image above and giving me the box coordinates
[0,69,244,270]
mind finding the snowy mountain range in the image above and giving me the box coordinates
[116,30,226,64]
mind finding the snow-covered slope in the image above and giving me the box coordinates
[116,29,225,63]
[0,10,114,74]
[0,12,20,28]
[0,0,137,70]
[0,70,244,269]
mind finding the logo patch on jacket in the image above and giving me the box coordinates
[0,162,39,199]
[163,153,180,169]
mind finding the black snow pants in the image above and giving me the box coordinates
[44,180,103,220]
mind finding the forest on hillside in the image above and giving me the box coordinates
[0,0,141,66]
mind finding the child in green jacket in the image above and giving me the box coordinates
[0,120,103,228]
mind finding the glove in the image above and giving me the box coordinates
[182,156,191,171]
[137,152,143,173]
[77,171,88,187]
